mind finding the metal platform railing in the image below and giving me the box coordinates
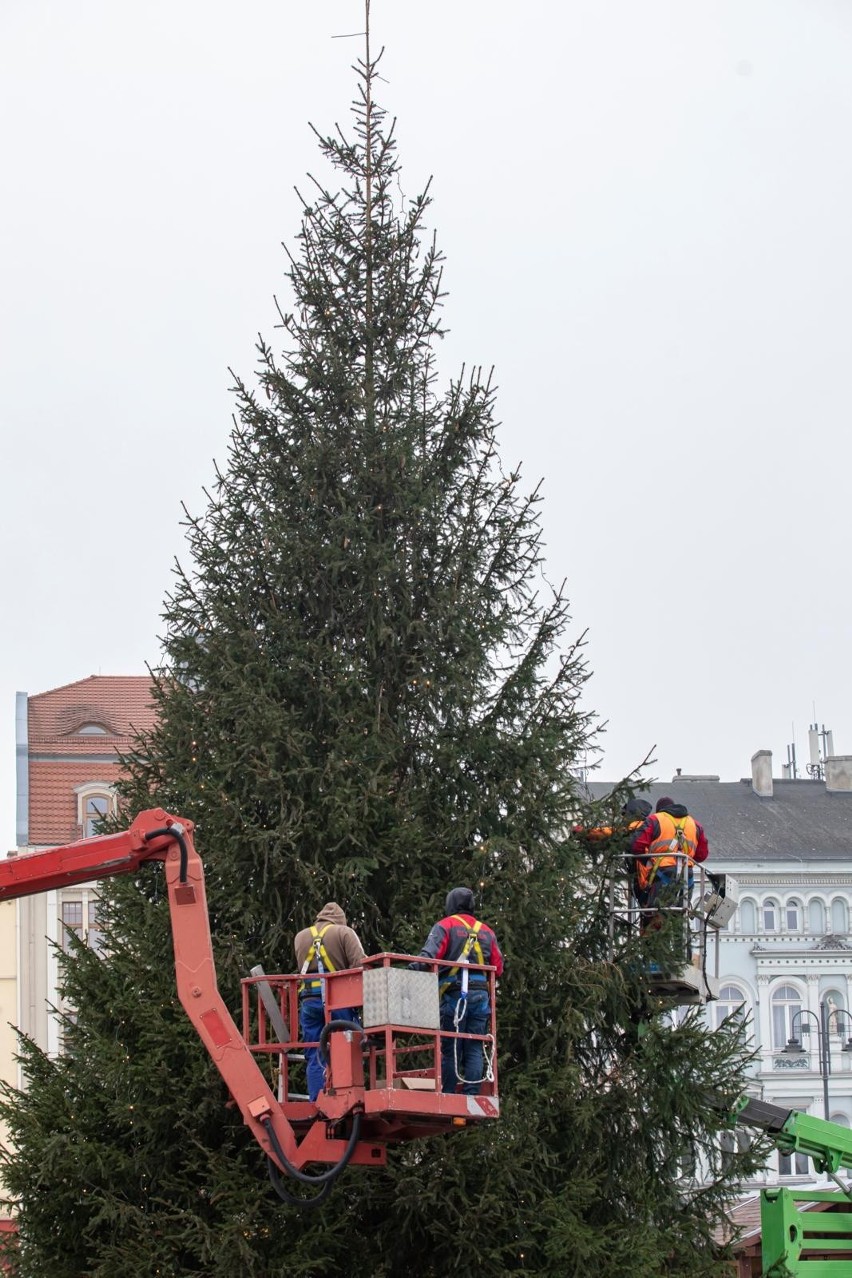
[240,952,499,1139]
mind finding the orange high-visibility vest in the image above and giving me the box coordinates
[636,812,698,890]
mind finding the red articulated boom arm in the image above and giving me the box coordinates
[0,810,370,1207]
[1,809,501,1206]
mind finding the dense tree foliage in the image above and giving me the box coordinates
[0,37,765,1278]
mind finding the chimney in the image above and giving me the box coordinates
[751,750,773,798]
[825,756,852,793]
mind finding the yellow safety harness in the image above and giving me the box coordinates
[443,917,495,1087]
[638,815,695,890]
[299,923,337,997]
[439,916,485,996]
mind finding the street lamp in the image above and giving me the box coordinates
[783,1002,852,1121]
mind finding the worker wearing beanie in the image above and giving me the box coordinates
[413,887,503,1096]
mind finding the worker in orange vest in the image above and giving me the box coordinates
[629,797,709,928]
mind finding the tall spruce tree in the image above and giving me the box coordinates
[0,22,766,1278]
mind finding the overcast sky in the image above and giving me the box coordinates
[2,0,851,847]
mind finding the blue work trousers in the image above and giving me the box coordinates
[440,988,490,1096]
[299,997,360,1102]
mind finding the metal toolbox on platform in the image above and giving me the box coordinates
[361,967,440,1030]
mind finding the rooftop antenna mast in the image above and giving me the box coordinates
[783,725,798,780]
[806,711,835,780]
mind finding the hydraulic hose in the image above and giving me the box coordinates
[262,1108,363,1207]
[265,1155,335,1209]
[143,825,189,884]
[260,1020,367,1207]
[318,1018,365,1066]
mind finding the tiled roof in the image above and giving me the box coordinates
[29,760,126,847]
[716,1184,852,1253]
[25,676,157,846]
[715,1193,763,1247]
[584,779,852,862]
[28,675,156,754]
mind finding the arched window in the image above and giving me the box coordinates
[740,899,756,933]
[809,899,825,934]
[786,899,802,932]
[830,1113,851,1128]
[76,723,108,735]
[712,984,748,1033]
[74,783,116,838]
[83,793,111,838]
[832,899,848,935]
[772,984,803,1049]
[763,899,778,932]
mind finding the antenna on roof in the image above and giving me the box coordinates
[782,733,797,780]
[806,721,834,780]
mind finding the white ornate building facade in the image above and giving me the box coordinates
[593,748,852,1187]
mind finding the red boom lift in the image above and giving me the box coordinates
[0,810,499,1206]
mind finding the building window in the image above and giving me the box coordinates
[808,899,825,934]
[832,899,848,935]
[84,794,111,837]
[779,1151,809,1176]
[87,898,105,956]
[60,900,84,951]
[712,984,748,1033]
[76,723,108,735]
[786,900,801,932]
[59,892,104,955]
[740,899,756,933]
[772,984,803,1049]
[75,784,116,838]
[763,899,778,932]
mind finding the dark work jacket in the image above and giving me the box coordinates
[415,912,504,991]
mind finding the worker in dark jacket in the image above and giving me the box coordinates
[572,797,652,844]
[413,887,504,1096]
[629,797,709,925]
[294,903,365,1102]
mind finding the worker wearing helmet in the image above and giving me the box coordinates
[294,903,365,1102]
[413,888,503,1096]
[629,797,709,928]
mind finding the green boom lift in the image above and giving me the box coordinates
[726,1096,852,1277]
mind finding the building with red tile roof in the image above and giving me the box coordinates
[17,675,156,846]
[1,675,157,1183]
[716,1186,852,1275]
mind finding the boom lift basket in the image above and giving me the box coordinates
[609,857,738,1006]
[242,953,500,1144]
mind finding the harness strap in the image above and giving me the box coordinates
[642,817,695,888]
[440,917,486,996]
[299,923,337,995]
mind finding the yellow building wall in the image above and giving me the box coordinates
[0,898,18,1156]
